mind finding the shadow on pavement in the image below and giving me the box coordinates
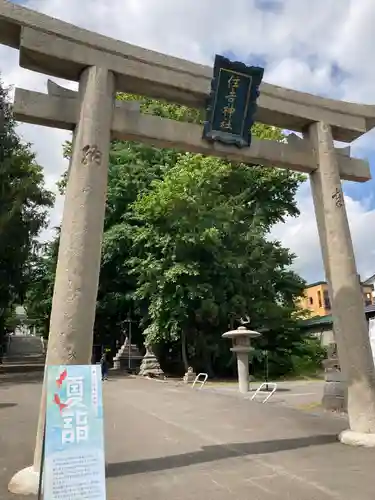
[106,434,337,477]
[0,372,44,386]
[0,402,18,409]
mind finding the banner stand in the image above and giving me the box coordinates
[41,364,106,500]
[37,422,46,500]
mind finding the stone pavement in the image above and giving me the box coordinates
[1,374,375,499]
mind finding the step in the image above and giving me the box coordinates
[4,355,46,364]
[0,363,45,374]
[7,335,44,356]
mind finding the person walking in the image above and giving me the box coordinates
[100,352,109,381]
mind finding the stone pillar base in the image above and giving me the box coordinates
[339,430,375,447]
[322,370,347,412]
[8,465,39,495]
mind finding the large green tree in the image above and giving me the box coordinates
[0,78,54,356]
[128,151,306,375]
[26,93,308,375]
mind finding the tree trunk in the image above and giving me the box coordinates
[0,314,5,363]
[198,335,214,378]
[181,330,189,372]
[203,350,214,379]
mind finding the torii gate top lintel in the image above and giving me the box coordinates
[1,0,375,144]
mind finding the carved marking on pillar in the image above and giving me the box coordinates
[332,187,344,208]
[67,348,77,362]
[81,144,102,166]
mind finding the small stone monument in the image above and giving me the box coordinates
[112,337,143,372]
[183,366,196,384]
[222,324,261,393]
[139,342,164,379]
[322,342,347,412]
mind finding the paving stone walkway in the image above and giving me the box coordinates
[1,373,375,499]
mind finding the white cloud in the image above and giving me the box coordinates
[270,181,375,283]
[0,42,76,241]
[1,0,375,282]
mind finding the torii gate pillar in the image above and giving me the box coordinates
[8,65,115,495]
[305,122,375,446]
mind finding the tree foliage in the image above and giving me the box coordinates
[0,78,54,355]
[24,238,59,338]
[25,93,309,376]
[128,149,306,374]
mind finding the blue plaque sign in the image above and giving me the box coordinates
[43,365,106,500]
[203,55,264,148]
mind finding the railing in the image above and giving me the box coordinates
[192,373,208,389]
[251,382,277,403]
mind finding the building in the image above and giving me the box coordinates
[363,273,375,303]
[299,304,375,346]
[299,279,374,318]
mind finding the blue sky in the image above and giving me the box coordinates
[255,0,284,13]
[224,47,375,211]
[1,0,375,283]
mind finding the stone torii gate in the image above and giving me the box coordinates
[2,0,375,493]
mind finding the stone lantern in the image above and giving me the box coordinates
[222,325,261,393]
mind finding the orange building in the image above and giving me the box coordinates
[299,280,374,318]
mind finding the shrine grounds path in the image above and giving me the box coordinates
[1,373,375,500]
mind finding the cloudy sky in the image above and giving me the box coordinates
[1,0,375,284]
